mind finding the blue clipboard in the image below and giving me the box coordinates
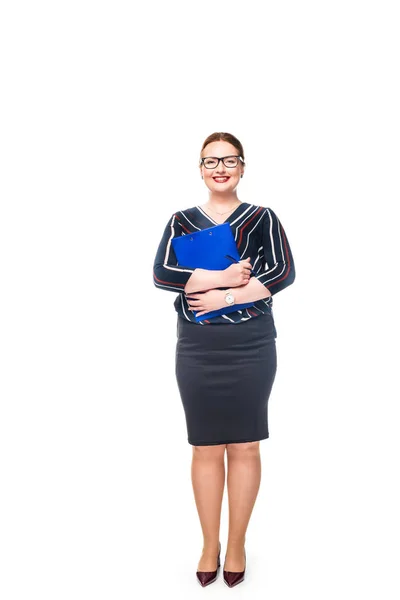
[171,223,254,322]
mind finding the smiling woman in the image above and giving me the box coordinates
[152,131,296,587]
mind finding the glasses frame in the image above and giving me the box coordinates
[200,155,244,169]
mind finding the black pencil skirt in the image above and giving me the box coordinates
[175,312,278,446]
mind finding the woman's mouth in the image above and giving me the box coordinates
[213,177,230,183]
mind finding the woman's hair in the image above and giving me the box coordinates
[199,132,245,166]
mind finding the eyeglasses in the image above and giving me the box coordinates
[200,155,244,169]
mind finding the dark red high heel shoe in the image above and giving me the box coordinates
[223,547,246,587]
[196,541,221,587]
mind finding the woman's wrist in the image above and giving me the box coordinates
[221,289,235,307]
[229,277,271,304]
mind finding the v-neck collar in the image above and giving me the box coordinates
[196,202,249,226]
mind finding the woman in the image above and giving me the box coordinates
[153,132,295,587]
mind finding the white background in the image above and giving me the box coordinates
[1,1,399,598]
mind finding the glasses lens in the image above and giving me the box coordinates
[223,156,238,167]
[203,158,218,168]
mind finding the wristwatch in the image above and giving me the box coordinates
[224,290,235,305]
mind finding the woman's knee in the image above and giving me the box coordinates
[192,443,226,459]
[226,441,260,456]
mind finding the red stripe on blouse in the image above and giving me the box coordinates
[153,272,186,288]
[237,207,264,247]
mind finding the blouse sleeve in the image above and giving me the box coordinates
[153,213,196,292]
[254,207,296,295]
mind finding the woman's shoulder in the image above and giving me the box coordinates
[248,204,274,221]
[256,205,277,218]
[256,203,274,211]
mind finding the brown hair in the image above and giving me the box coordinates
[199,132,245,166]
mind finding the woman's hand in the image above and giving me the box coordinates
[185,290,227,317]
[222,257,253,287]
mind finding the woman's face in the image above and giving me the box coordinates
[199,141,244,194]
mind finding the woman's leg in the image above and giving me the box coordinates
[224,441,261,571]
[191,443,226,571]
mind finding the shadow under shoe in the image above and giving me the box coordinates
[196,542,221,587]
[223,548,246,587]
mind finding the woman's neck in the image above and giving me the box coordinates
[206,193,241,211]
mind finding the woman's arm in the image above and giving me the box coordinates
[153,213,227,293]
[183,268,227,294]
[253,207,296,295]
[223,276,272,305]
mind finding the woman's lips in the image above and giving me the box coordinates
[213,177,230,183]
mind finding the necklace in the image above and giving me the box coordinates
[205,201,241,216]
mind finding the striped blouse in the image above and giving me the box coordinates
[153,202,295,325]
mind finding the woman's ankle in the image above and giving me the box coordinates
[226,536,246,548]
[202,539,221,551]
